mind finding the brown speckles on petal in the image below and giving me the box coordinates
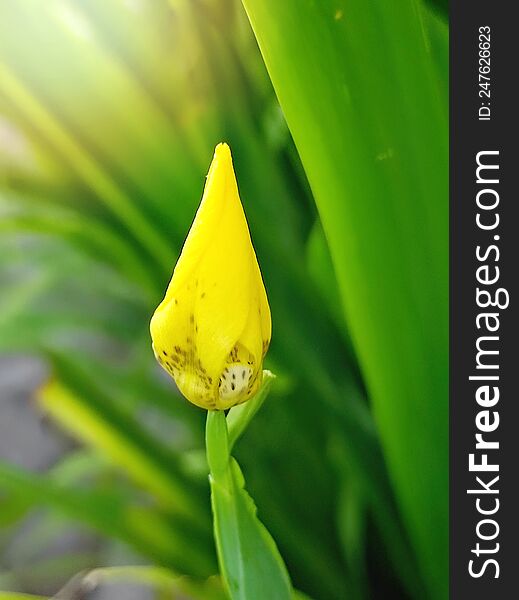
[216,342,259,408]
[156,339,217,405]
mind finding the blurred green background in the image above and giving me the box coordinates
[0,0,448,599]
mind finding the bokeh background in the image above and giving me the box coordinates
[0,1,448,599]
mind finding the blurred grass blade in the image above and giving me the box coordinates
[329,433,368,600]
[80,566,225,600]
[38,357,208,529]
[0,197,158,297]
[0,62,172,272]
[241,1,448,597]
[0,461,213,575]
[206,410,292,600]
[306,222,351,345]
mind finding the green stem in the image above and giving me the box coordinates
[205,410,240,598]
[205,377,292,600]
[206,410,230,480]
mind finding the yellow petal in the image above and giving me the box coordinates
[150,143,271,410]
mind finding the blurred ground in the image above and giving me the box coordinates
[0,356,150,599]
[0,355,60,469]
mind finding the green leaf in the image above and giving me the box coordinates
[226,370,275,451]
[306,221,350,345]
[206,409,292,600]
[240,1,448,597]
[329,433,368,600]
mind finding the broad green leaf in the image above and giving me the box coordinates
[240,1,448,598]
[206,410,292,600]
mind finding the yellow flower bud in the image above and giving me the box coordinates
[150,143,271,410]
